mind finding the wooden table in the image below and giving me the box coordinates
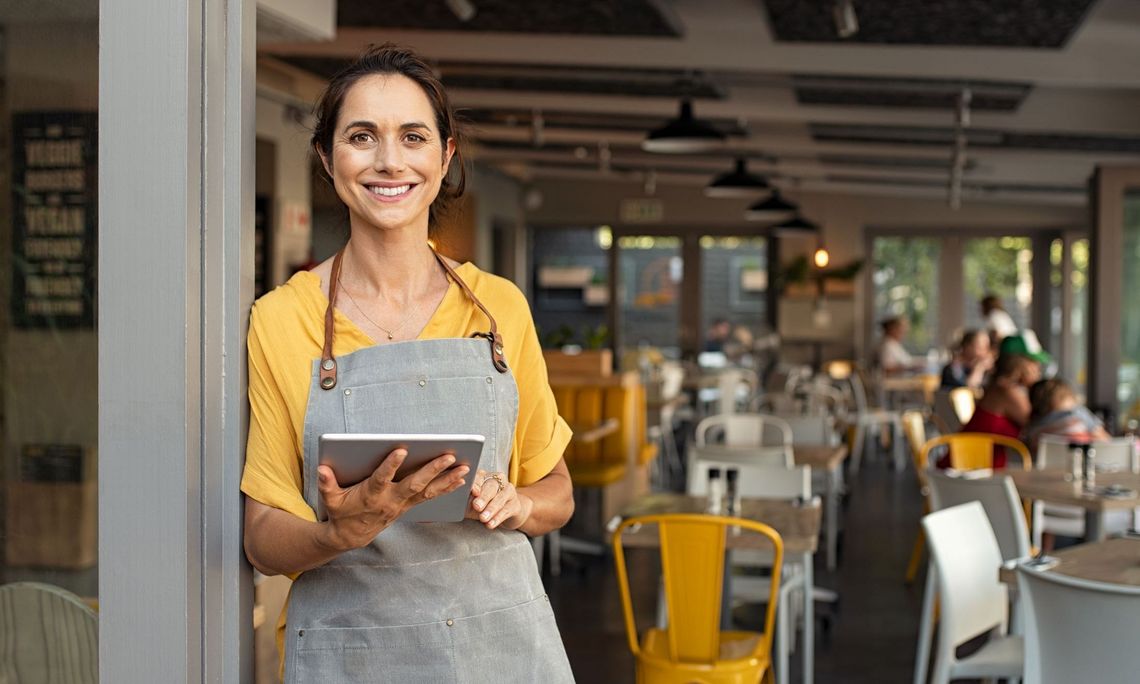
[880,373,939,406]
[1000,537,1140,586]
[1007,470,1140,541]
[617,493,822,684]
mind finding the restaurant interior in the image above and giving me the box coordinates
[4,0,1140,682]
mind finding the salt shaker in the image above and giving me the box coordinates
[1083,445,1097,490]
[707,468,724,514]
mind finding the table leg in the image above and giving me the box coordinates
[826,467,840,571]
[803,552,814,684]
[1085,509,1107,542]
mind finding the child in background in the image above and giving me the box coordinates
[1021,378,1110,455]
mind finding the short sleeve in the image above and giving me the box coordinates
[241,305,317,522]
[508,301,572,487]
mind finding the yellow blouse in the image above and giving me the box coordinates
[240,261,572,522]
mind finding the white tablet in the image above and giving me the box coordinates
[318,433,485,523]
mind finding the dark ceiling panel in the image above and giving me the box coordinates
[811,123,1140,154]
[274,57,723,99]
[763,0,1096,48]
[793,74,1031,111]
[337,0,682,36]
[818,153,977,171]
[825,173,1084,194]
[464,108,749,137]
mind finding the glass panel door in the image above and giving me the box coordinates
[963,236,1034,334]
[617,235,682,359]
[699,236,767,357]
[872,237,941,353]
[1120,192,1140,427]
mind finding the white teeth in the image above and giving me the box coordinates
[369,185,410,197]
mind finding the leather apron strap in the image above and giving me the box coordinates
[319,247,508,391]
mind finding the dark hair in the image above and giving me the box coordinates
[310,43,466,233]
[992,352,1035,384]
[1029,377,1074,419]
[959,328,984,349]
[981,295,1002,313]
[880,316,902,333]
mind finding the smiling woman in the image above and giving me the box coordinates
[240,44,576,682]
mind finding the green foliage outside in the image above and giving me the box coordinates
[872,237,939,352]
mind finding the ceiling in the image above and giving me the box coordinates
[259,0,1140,207]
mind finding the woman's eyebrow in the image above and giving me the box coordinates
[341,120,376,133]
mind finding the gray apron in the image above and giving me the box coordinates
[283,250,574,683]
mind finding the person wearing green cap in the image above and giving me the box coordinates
[998,330,1053,366]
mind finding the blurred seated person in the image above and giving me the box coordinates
[876,317,925,375]
[940,329,993,390]
[1021,378,1110,455]
[723,324,754,364]
[981,294,1018,344]
[950,353,1041,468]
[704,317,732,353]
[998,330,1054,376]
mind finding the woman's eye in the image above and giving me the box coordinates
[405,133,426,143]
[349,132,374,144]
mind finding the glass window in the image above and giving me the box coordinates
[617,235,682,358]
[963,236,1033,334]
[872,237,940,353]
[699,236,768,352]
[1120,192,1140,428]
[529,226,609,351]
[1,0,101,650]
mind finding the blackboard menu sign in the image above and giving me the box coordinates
[19,443,86,483]
[11,112,98,328]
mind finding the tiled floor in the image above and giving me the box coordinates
[548,453,929,683]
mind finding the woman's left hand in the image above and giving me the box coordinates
[468,470,533,530]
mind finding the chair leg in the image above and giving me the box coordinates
[914,567,937,684]
[905,528,924,584]
[776,592,790,684]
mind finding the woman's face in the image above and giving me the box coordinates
[321,74,455,235]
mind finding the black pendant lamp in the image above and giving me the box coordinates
[744,189,798,221]
[704,158,770,198]
[642,99,726,153]
[770,214,820,236]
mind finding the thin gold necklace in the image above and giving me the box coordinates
[337,275,420,341]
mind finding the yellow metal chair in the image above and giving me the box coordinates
[900,409,930,584]
[920,433,1031,472]
[613,514,783,684]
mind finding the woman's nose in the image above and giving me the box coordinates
[372,139,406,172]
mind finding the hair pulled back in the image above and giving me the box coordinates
[310,43,465,232]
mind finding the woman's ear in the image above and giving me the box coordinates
[315,144,333,179]
[441,137,456,175]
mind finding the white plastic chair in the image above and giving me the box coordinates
[695,412,793,451]
[926,471,1030,561]
[843,366,906,472]
[1017,561,1140,684]
[686,460,810,684]
[917,502,1023,684]
[0,582,98,684]
[1032,436,1138,546]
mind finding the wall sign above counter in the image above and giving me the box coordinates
[11,111,97,329]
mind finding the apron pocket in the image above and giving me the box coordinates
[342,376,499,473]
[287,621,455,684]
[450,595,575,684]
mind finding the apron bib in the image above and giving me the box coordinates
[283,251,574,683]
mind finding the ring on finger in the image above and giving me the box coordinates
[479,472,506,494]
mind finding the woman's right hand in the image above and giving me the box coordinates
[316,449,469,552]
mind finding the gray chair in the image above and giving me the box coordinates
[0,582,98,684]
[1017,561,1140,684]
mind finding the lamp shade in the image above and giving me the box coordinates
[704,158,770,198]
[744,190,798,221]
[642,100,726,154]
[770,215,819,236]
